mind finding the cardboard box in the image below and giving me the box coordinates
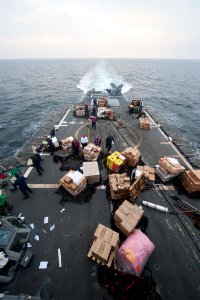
[83,161,100,184]
[114,200,144,236]
[94,224,119,249]
[59,170,87,196]
[91,238,112,264]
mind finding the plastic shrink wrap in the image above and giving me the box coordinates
[116,229,155,276]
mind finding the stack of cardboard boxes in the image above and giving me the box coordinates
[82,143,101,161]
[98,98,107,107]
[97,107,114,120]
[121,147,141,167]
[75,105,85,117]
[156,156,185,182]
[181,169,200,194]
[139,117,151,129]
[137,165,155,183]
[59,170,87,196]
[109,173,131,200]
[88,224,119,267]
[114,200,144,236]
[107,151,126,172]
[83,161,100,184]
[129,173,145,199]
[61,136,74,154]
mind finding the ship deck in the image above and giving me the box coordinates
[1,101,200,300]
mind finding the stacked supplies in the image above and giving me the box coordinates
[181,169,200,194]
[156,156,185,182]
[121,147,141,167]
[83,143,101,160]
[98,98,107,107]
[75,105,85,117]
[59,170,87,196]
[116,229,155,276]
[82,161,100,184]
[139,117,151,129]
[109,173,131,200]
[61,136,74,154]
[130,173,145,199]
[137,165,155,183]
[114,200,144,236]
[87,224,119,267]
[97,107,114,120]
[107,151,126,172]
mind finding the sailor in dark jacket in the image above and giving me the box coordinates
[31,154,44,175]
[105,134,114,152]
[13,174,32,199]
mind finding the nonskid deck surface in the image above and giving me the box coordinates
[1,104,200,300]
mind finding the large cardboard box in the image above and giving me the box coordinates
[83,143,101,161]
[114,200,144,236]
[94,224,119,249]
[121,147,141,167]
[83,161,100,184]
[181,170,200,194]
[109,173,131,201]
[91,238,112,264]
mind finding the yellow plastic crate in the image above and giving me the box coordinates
[107,155,116,169]
[112,151,120,158]
[114,158,124,167]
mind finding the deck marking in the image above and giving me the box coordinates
[41,153,50,156]
[28,184,60,188]
[58,108,71,127]
[96,185,106,189]
[75,124,87,139]
[59,124,69,127]
[24,167,33,177]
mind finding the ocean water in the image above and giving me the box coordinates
[0,58,200,161]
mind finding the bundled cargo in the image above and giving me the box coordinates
[82,161,100,184]
[114,200,144,236]
[155,165,177,182]
[61,136,74,154]
[139,117,151,129]
[109,173,131,200]
[116,229,155,276]
[137,165,155,183]
[181,169,200,194]
[82,143,101,161]
[74,105,85,117]
[107,151,126,172]
[159,157,185,174]
[98,98,107,107]
[59,170,87,196]
[129,173,145,199]
[97,107,114,120]
[88,224,119,267]
[121,147,141,167]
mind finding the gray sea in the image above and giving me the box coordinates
[0,58,200,161]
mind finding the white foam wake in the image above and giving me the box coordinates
[77,60,132,94]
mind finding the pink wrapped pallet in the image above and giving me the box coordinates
[116,229,155,276]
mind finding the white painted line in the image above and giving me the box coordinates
[59,124,69,127]
[28,184,60,188]
[41,153,50,156]
[58,109,71,127]
[24,167,33,177]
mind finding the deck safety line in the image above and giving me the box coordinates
[28,184,60,188]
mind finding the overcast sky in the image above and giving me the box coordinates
[0,0,199,59]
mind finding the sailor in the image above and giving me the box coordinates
[0,190,13,215]
[47,136,56,155]
[105,134,114,152]
[31,154,44,176]
[90,115,97,130]
[84,103,89,118]
[81,134,88,149]
[94,135,101,147]
[13,174,32,199]
[93,98,97,106]
[50,125,59,138]
[72,139,80,156]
